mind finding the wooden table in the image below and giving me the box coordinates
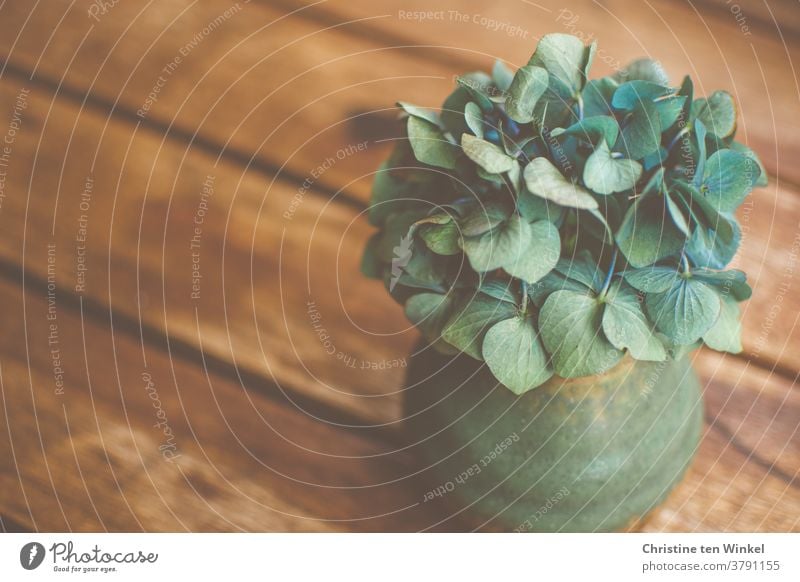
[0,0,798,532]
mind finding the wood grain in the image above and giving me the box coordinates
[0,276,445,531]
[0,76,413,426]
[0,72,798,423]
[0,76,797,531]
[696,350,800,483]
[271,0,800,186]
[641,427,799,532]
[0,0,797,532]
[692,0,800,39]
[1,261,796,531]
[0,0,797,209]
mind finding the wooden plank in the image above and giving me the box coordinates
[270,0,799,186]
[0,515,31,532]
[0,0,424,203]
[0,0,796,209]
[0,86,797,531]
[1,263,796,531]
[640,349,800,531]
[2,0,797,380]
[692,0,800,39]
[728,184,800,374]
[0,0,797,529]
[641,426,799,531]
[696,350,800,483]
[0,78,414,426]
[0,74,798,414]
[0,275,444,531]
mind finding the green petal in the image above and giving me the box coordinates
[398,101,440,125]
[517,186,562,223]
[614,59,669,85]
[405,292,458,341]
[483,315,553,394]
[692,90,736,138]
[680,181,741,269]
[479,279,519,304]
[368,160,411,226]
[612,80,674,110]
[459,200,512,236]
[375,210,425,262]
[492,60,514,92]
[534,73,578,128]
[407,116,459,169]
[462,133,515,174]
[442,294,518,360]
[528,268,594,307]
[624,265,681,293]
[456,72,495,111]
[645,277,721,344]
[583,141,643,195]
[691,268,752,301]
[419,220,462,255]
[617,99,662,160]
[464,102,484,138]
[554,251,604,291]
[581,77,618,118]
[506,65,549,123]
[540,290,623,378]
[616,194,685,268]
[602,280,667,361]
[701,149,759,213]
[665,190,691,236]
[691,120,708,188]
[686,213,740,270]
[729,141,767,187]
[461,214,530,273]
[528,33,593,93]
[441,86,473,139]
[461,215,558,283]
[523,157,598,210]
[702,294,742,353]
[393,243,451,292]
[503,220,560,284]
[551,116,619,148]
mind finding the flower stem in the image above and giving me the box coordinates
[502,173,516,200]
[681,252,692,276]
[521,281,529,315]
[667,125,691,152]
[599,248,618,299]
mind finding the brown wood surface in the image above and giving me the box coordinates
[0,74,797,420]
[0,0,797,203]
[0,273,447,531]
[0,0,798,531]
[694,0,800,39]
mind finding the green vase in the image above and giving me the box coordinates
[404,345,702,532]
